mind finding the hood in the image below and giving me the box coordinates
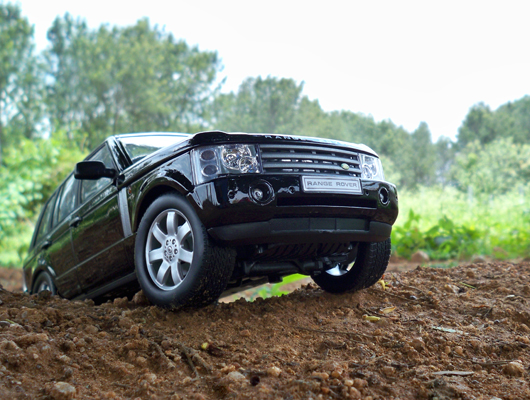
[188,131,379,157]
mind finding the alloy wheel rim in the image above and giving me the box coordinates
[145,209,194,291]
[325,264,351,276]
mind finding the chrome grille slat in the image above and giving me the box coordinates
[260,143,361,176]
[261,152,361,168]
[260,144,359,159]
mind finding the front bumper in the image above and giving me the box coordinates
[188,174,398,244]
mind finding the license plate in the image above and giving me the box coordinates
[301,176,362,194]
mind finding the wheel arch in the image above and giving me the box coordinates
[30,267,56,294]
[133,180,189,232]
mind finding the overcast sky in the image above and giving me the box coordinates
[16,0,530,142]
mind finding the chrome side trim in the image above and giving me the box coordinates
[118,188,132,237]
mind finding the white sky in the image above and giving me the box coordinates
[16,0,530,142]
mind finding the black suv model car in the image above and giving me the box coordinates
[23,131,398,308]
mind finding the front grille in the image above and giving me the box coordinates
[259,143,361,176]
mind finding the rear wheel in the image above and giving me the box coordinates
[135,193,235,308]
[312,238,391,293]
[32,272,56,295]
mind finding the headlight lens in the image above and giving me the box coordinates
[220,144,259,172]
[192,144,261,184]
[361,154,385,181]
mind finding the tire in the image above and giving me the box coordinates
[32,271,56,295]
[312,238,391,294]
[134,193,236,308]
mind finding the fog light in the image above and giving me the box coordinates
[249,180,274,204]
[379,187,389,205]
[252,187,264,201]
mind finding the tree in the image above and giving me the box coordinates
[0,2,42,162]
[434,136,456,186]
[211,76,304,134]
[408,122,436,187]
[457,97,530,149]
[452,137,530,194]
[45,15,222,149]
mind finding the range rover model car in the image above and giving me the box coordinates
[23,131,399,308]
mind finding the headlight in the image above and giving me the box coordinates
[192,144,261,184]
[361,154,385,181]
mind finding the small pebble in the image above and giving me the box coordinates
[353,378,368,389]
[226,371,246,382]
[502,361,524,377]
[49,382,76,400]
[85,325,98,335]
[349,386,362,398]
[381,365,396,377]
[267,366,282,377]
[312,372,329,380]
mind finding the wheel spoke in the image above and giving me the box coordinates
[156,261,171,283]
[177,221,191,242]
[171,261,182,285]
[178,248,193,264]
[148,248,164,263]
[326,264,347,277]
[166,211,177,236]
[152,224,166,244]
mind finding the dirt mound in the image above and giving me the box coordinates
[1,262,529,399]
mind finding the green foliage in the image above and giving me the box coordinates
[0,133,85,265]
[45,15,221,149]
[392,210,481,260]
[452,137,530,194]
[457,96,530,149]
[392,186,530,261]
[0,2,43,159]
[211,76,304,134]
[249,274,306,300]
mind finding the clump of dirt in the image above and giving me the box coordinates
[1,262,529,399]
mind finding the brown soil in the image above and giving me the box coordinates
[1,262,529,399]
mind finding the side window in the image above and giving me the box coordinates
[52,184,64,228]
[80,145,116,204]
[57,174,78,223]
[35,192,57,244]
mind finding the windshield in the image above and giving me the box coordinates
[118,134,189,163]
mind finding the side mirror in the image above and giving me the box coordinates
[74,161,117,180]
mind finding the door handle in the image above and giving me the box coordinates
[40,240,52,250]
[69,216,83,228]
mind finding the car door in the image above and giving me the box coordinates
[70,143,132,293]
[47,175,83,298]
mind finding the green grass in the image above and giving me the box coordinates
[392,186,530,260]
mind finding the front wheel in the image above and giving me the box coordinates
[135,193,235,308]
[312,238,391,293]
